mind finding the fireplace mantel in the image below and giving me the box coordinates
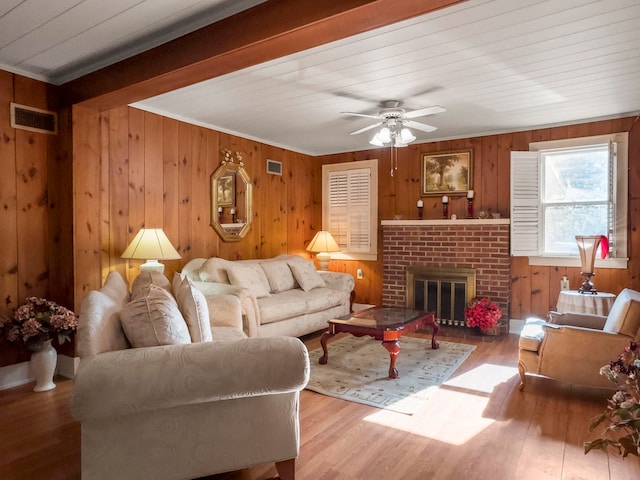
[382,219,511,326]
[381,219,510,226]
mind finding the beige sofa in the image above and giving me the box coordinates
[518,288,640,390]
[182,254,355,338]
[71,270,310,480]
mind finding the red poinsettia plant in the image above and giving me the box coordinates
[464,297,502,330]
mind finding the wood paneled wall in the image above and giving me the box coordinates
[0,72,73,367]
[3,69,638,370]
[72,106,317,309]
[317,116,640,318]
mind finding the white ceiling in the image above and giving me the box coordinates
[0,0,266,83]
[2,0,640,156]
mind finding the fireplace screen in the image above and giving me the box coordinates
[406,267,476,327]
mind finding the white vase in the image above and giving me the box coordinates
[30,339,57,392]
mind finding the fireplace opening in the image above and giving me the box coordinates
[406,267,476,327]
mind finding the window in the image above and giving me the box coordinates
[322,159,378,261]
[510,133,627,268]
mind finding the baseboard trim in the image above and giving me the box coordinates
[0,354,77,391]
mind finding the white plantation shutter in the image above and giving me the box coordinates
[323,160,378,259]
[327,168,370,252]
[510,151,540,256]
[607,141,616,253]
[510,134,627,266]
[328,173,349,247]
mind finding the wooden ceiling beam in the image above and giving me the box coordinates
[61,0,465,110]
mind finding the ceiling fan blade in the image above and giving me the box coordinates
[341,111,381,119]
[404,120,438,133]
[349,122,383,135]
[404,105,446,119]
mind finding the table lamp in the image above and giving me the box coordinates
[121,228,181,274]
[575,235,605,294]
[306,231,340,271]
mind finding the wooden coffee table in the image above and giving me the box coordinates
[319,306,438,379]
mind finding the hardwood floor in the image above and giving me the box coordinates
[1,331,639,480]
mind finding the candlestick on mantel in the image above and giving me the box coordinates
[230,207,236,223]
[417,199,424,219]
[466,191,474,218]
[442,195,449,219]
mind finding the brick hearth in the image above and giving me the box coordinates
[381,219,510,321]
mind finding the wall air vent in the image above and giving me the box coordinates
[10,103,58,135]
[266,159,282,175]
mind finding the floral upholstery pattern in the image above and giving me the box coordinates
[72,271,309,480]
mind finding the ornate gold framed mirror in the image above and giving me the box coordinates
[210,150,252,242]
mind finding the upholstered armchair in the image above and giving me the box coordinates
[71,271,310,480]
[518,288,640,390]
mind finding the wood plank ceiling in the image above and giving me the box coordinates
[1,0,639,155]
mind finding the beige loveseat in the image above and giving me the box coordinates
[182,254,355,338]
[518,288,640,390]
[71,270,310,480]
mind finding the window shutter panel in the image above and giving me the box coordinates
[347,169,371,252]
[328,172,348,247]
[510,151,540,256]
[327,168,370,252]
[606,141,616,254]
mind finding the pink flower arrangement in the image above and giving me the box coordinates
[0,297,78,350]
[464,297,502,330]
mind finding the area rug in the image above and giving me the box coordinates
[306,335,476,415]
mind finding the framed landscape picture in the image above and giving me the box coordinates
[421,149,473,196]
[217,173,236,207]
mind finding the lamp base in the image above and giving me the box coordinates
[578,273,597,294]
[140,260,165,274]
[316,252,331,271]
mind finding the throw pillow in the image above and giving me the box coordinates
[288,260,326,292]
[120,284,191,347]
[227,263,271,298]
[198,257,232,284]
[100,270,131,305]
[131,271,172,299]
[603,288,640,337]
[172,273,213,343]
[260,260,297,293]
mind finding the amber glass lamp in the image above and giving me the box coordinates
[575,235,602,294]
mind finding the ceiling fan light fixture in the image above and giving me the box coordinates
[369,133,385,147]
[400,127,416,143]
[379,126,391,143]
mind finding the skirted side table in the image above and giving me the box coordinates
[556,290,616,316]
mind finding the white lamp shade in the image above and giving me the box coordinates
[370,133,384,147]
[122,229,181,273]
[306,231,340,253]
[379,127,391,143]
[306,231,340,271]
[393,137,408,147]
[400,127,416,143]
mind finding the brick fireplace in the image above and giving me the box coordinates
[381,219,510,328]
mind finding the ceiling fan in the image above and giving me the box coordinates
[341,100,445,147]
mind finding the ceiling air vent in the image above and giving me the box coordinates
[10,103,58,135]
